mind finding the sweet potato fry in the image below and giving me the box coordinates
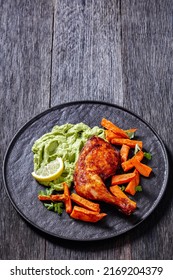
[70,193,100,212]
[111,172,136,185]
[51,194,65,202]
[131,158,152,177]
[125,169,140,195]
[120,144,130,163]
[121,150,144,171]
[38,194,65,201]
[106,128,138,142]
[38,195,52,201]
[105,130,122,141]
[111,138,143,149]
[70,206,107,223]
[63,182,72,214]
[110,185,137,212]
[101,118,129,139]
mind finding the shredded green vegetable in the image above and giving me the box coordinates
[44,202,64,215]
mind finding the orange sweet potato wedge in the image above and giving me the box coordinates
[121,150,144,172]
[70,206,107,223]
[111,138,143,149]
[105,128,137,142]
[101,118,129,139]
[63,182,72,214]
[38,194,65,201]
[120,144,130,163]
[125,169,140,196]
[105,130,122,141]
[111,172,136,185]
[131,158,152,177]
[70,193,100,212]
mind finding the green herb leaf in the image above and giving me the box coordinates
[120,185,126,191]
[39,188,54,196]
[44,202,64,215]
[125,131,135,139]
[54,202,64,215]
[44,202,54,211]
[135,185,142,192]
[144,152,152,160]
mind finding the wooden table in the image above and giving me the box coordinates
[1,0,173,260]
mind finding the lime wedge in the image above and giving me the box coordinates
[32,158,64,182]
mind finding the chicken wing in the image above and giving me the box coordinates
[74,136,136,215]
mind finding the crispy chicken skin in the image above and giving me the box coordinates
[74,136,136,215]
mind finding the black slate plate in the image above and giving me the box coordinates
[3,101,169,241]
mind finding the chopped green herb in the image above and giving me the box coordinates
[120,185,126,191]
[39,188,54,196]
[44,202,54,211]
[44,202,64,215]
[135,185,142,192]
[125,131,135,139]
[144,152,152,160]
[54,203,64,215]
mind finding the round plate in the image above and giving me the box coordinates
[3,101,169,241]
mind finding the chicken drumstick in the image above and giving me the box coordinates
[74,136,136,215]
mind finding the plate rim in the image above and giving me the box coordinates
[2,100,169,241]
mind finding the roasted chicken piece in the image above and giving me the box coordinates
[74,136,136,215]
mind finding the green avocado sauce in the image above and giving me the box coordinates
[32,122,105,191]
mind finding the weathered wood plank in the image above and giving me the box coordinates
[1,0,173,261]
[121,0,173,259]
[44,236,132,260]
[0,0,53,259]
[51,0,123,106]
[45,0,132,260]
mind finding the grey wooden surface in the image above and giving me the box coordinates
[0,0,173,260]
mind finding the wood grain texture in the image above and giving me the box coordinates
[46,0,130,260]
[0,0,53,259]
[51,0,124,106]
[121,0,173,259]
[1,0,173,260]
